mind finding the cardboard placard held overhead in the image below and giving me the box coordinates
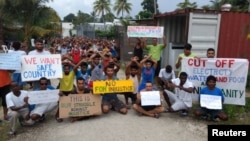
[59,94,102,118]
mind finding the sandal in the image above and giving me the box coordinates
[55,117,63,123]
[153,113,159,119]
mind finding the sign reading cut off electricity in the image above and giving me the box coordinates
[93,80,134,94]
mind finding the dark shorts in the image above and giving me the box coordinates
[124,92,137,104]
[102,98,126,111]
[198,107,223,118]
[0,85,10,107]
[141,105,156,111]
[62,91,71,96]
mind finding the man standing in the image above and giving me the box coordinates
[6,81,30,135]
[163,72,194,116]
[28,39,51,90]
[144,36,167,80]
[11,41,27,89]
[0,70,12,121]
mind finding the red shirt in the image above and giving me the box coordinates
[71,48,81,64]
[0,70,11,87]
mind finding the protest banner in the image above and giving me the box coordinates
[182,58,249,105]
[127,26,164,38]
[59,94,102,118]
[141,91,161,106]
[0,53,21,70]
[200,95,222,110]
[93,79,134,94]
[21,54,62,81]
[27,89,59,104]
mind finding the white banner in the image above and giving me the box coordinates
[200,95,222,110]
[182,58,249,105]
[127,26,164,38]
[21,54,62,81]
[28,89,59,104]
[141,91,161,106]
[0,53,21,70]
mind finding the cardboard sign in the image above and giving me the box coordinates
[127,26,164,38]
[93,80,134,94]
[0,53,21,70]
[59,94,102,118]
[182,58,249,105]
[200,94,222,110]
[21,54,62,81]
[28,90,59,104]
[141,91,161,106]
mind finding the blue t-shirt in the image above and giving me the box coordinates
[76,69,90,87]
[28,85,56,111]
[200,87,224,102]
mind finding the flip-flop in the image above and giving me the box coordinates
[55,117,63,123]
[153,113,159,119]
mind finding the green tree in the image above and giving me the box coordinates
[104,13,116,22]
[141,0,159,14]
[90,11,98,22]
[113,0,132,18]
[0,0,60,44]
[63,13,76,22]
[203,0,248,11]
[135,10,153,20]
[93,0,111,23]
[73,11,92,25]
[176,0,197,10]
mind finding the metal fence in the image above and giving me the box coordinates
[76,23,95,38]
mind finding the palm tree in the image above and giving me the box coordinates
[0,0,60,44]
[93,0,111,23]
[113,0,132,18]
[176,0,198,10]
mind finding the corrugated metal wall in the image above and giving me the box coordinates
[218,12,250,60]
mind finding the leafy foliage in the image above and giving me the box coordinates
[113,0,132,18]
[141,0,159,14]
[135,10,153,20]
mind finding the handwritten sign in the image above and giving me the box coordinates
[93,80,134,94]
[59,94,102,118]
[28,90,59,104]
[21,54,62,81]
[182,58,249,105]
[141,91,161,106]
[0,53,21,70]
[127,26,164,38]
[200,94,222,110]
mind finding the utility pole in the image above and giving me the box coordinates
[154,0,157,14]
[248,0,250,12]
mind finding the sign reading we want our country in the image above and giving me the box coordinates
[182,58,249,105]
[127,26,164,38]
[93,80,134,94]
[21,54,62,81]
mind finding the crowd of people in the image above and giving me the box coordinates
[0,36,228,136]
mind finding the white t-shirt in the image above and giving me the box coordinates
[6,90,29,113]
[11,50,27,73]
[172,78,193,108]
[158,68,176,81]
[28,50,51,55]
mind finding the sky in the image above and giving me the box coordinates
[46,0,211,20]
